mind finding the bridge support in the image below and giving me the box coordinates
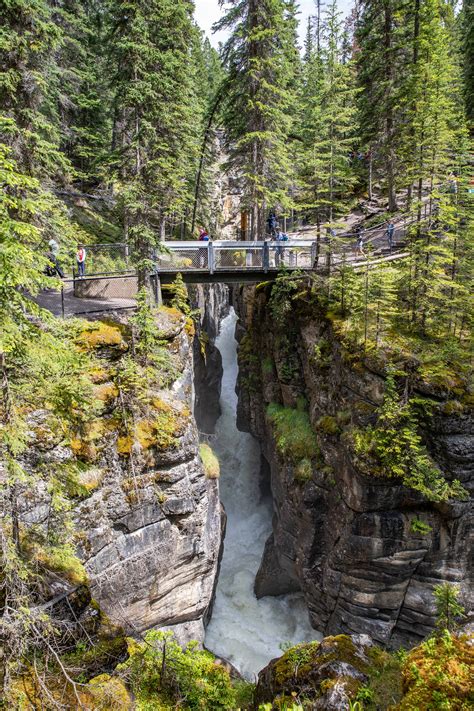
[153,273,163,306]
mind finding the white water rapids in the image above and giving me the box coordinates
[204,310,319,680]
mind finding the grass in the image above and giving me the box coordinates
[199,443,220,479]
[267,403,319,463]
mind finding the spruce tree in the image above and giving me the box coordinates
[356,0,403,211]
[461,0,474,125]
[298,0,357,267]
[0,0,69,179]
[108,0,199,284]
[217,0,299,239]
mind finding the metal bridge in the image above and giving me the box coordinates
[156,239,320,283]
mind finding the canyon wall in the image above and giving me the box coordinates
[17,307,223,645]
[234,284,473,648]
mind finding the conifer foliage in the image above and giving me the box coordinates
[217,0,299,238]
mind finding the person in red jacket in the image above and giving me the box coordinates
[76,245,87,277]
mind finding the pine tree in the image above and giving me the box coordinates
[0,0,70,179]
[108,0,199,285]
[217,0,299,239]
[461,0,474,125]
[356,0,404,211]
[298,1,357,262]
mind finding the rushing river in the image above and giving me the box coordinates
[204,310,319,680]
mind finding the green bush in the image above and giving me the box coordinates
[262,356,274,375]
[123,631,236,710]
[267,403,319,463]
[410,517,433,535]
[295,458,312,482]
[352,371,468,502]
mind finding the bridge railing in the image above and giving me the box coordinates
[157,240,318,273]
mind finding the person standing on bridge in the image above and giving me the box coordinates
[267,211,277,238]
[198,226,209,268]
[386,220,395,253]
[76,245,87,278]
[275,229,289,266]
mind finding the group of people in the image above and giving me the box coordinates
[44,240,87,279]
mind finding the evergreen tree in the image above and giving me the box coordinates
[52,0,113,186]
[108,0,199,284]
[0,0,70,179]
[217,0,299,239]
[356,1,400,210]
[298,0,357,258]
[461,0,474,125]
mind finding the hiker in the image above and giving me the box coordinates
[198,226,209,267]
[355,225,365,256]
[76,245,87,278]
[267,212,277,238]
[275,230,289,266]
[386,220,395,252]
[47,238,64,278]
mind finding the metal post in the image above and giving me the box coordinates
[263,241,269,272]
[208,241,214,274]
[61,286,65,318]
[154,272,163,306]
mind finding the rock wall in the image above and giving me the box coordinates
[190,283,229,434]
[234,285,473,648]
[20,308,223,645]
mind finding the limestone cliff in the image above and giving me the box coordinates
[16,307,222,644]
[190,283,229,434]
[234,284,473,648]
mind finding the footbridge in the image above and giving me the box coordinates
[38,216,414,317]
[156,239,320,283]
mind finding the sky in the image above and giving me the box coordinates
[194,0,355,48]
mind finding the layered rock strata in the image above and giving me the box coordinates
[235,285,473,648]
[190,283,229,434]
[18,308,223,643]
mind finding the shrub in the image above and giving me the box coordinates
[267,403,319,462]
[399,631,473,710]
[262,356,274,375]
[410,517,432,535]
[434,583,466,632]
[352,371,468,502]
[122,631,236,710]
[317,415,340,436]
[200,443,220,479]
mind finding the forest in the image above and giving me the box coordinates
[0,0,473,708]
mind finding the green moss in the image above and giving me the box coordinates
[84,674,132,710]
[399,631,473,710]
[294,458,312,483]
[267,403,319,463]
[199,443,220,479]
[316,415,341,436]
[76,322,128,352]
[37,543,87,585]
[262,356,274,375]
[274,642,320,686]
